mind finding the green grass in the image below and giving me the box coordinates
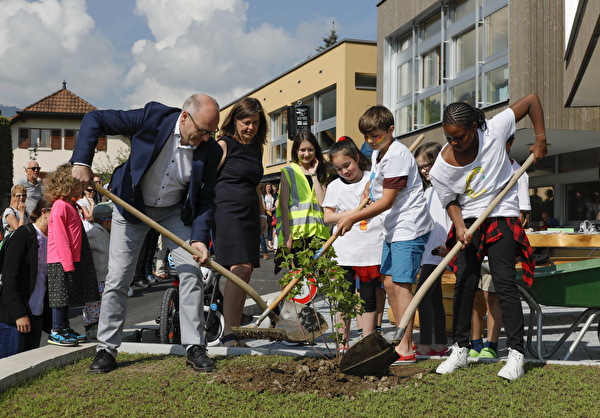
[1,354,599,417]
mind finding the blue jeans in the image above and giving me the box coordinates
[0,315,43,359]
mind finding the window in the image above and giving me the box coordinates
[455,28,478,73]
[300,86,337,152]
[422,47,441,89]
[18,128,61,149]
[355,73,376,90]
[387,1,509,134]
[268,109,288,165]
[64,129,79,150]
[565,182,600,223]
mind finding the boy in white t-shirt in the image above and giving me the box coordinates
[337,106,433,364]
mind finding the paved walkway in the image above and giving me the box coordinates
[1,292,598,392]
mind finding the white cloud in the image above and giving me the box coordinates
[0,0,330,110]
[0,0,124,108]
[123,0,325,108]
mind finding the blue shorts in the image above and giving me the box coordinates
[380,233,430,284]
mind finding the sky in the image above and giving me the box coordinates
[0,0,377,111]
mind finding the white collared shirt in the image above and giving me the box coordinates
[140,114,196,207]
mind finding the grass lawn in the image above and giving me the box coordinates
[1,353,599,417]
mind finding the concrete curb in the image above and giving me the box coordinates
[0,343,97,393]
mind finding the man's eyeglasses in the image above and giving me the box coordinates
[187,113,218,137]
[27,167,41,171]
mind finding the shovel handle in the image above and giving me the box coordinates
[392,153,535,342]
[91,182,270,312]
[408,134,426,153]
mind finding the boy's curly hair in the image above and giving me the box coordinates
[44,163,79,203]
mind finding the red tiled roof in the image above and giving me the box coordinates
[12,83,96,121]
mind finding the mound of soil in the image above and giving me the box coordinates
[210,356,431,398]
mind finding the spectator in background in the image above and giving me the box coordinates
[82,203,113,340]
[3,185,29,235]
[92,176,104,204]
[0,198,53,359]
[540,210,559,229]
[17,160,44,214]
[45,163,99,347]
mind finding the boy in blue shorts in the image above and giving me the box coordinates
[337,105,434,364]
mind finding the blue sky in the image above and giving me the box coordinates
[1,0,377,110]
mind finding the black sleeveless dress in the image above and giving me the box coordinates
[213,136,264,267]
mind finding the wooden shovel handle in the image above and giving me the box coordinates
[408,134,426,153]
[91,182,269,311]
[393,153,536,339]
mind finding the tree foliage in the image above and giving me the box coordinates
[316,22,338,52]
[0,116,13,210]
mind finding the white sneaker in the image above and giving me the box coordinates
[127,287,134,297]
[497,348,525,380]
[436,343,468,374]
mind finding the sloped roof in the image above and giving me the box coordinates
[11,82,96,122]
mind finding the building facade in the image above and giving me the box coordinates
[219,39,377,182]
[10,82,129,184]
[377,0,600,227]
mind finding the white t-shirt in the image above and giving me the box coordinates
[421,186,453,266]
[322,172,383,266]
[369,140,433,242]
[511,159,531,211]
[429,108,519,219]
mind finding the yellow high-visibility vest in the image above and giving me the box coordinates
[276,163,330,246]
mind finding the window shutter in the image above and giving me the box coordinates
[18,128,29,148]
[51,129,62,149]
[96,135,107,151]
[64,129,75,150]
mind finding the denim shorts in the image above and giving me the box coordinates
[380,232,430,284]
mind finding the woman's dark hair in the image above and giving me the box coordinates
[29,197,52,222]
[219,97,268,152]
[414,141,442,187]
[442,102,487,131]
[329,136,369,171]
[291,129,328,184]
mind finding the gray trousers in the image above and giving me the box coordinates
[97,205,205,357]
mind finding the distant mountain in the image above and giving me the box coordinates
[0,104,19,118]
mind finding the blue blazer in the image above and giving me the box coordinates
[70,102,223,245]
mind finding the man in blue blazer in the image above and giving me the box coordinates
[71,94,223,373]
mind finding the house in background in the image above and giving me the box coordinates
[376,0,600,227]
[10,82,129,183]
[219,39,377,183]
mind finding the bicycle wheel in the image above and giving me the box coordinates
[204,306,224,347]
[159,287,181,344]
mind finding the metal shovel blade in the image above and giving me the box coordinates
[232,300,329,342]
[339,332,398,376]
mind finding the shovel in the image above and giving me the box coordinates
[340,153,535,376]
[91,182,328,342]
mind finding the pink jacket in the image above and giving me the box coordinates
[47,198,82,272]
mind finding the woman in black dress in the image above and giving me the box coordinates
[214,97,268,346]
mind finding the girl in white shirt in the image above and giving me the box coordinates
[430,94,547,380]
[323,137,384,350]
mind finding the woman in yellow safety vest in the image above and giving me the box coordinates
[275,130,330,271]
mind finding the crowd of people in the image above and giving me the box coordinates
[0,91,549,382]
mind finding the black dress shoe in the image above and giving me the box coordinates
[89,349,117,374]
[186,345,215,372]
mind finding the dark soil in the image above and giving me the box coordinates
[209,356,432,398]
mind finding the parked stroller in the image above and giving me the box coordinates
[155,261,225,347]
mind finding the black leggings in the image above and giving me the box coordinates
[452,218,524,353]
[341,266,377,313]
[416,264,447,345]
